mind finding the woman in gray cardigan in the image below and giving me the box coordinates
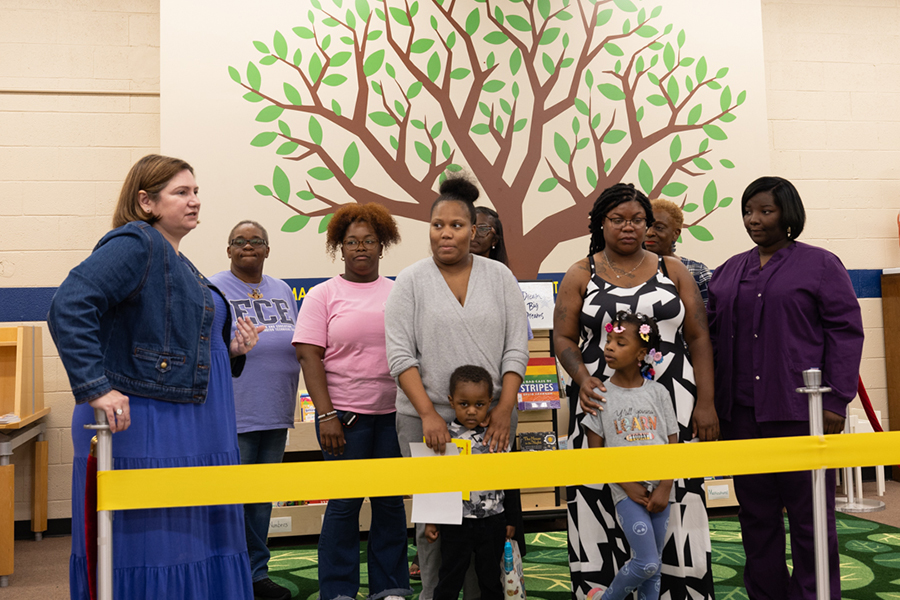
[385,175,529,600]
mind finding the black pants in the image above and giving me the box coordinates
[434,514,506,600]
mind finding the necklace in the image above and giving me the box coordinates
[604,250,645,279]
[233,271,263,299]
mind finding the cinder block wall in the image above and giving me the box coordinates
[1,0,896,521]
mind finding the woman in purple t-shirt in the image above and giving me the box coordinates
[293,203,410,600]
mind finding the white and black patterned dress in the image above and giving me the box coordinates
[566,255,714,600]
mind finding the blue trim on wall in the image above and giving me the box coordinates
[3,269,886,324]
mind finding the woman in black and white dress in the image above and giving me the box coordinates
[553,183,719,600]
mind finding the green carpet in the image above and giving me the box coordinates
[268,512,900,599]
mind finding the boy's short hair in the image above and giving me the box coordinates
[449,365,494,398]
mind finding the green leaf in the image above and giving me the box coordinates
[557,10,573,21]
[250,131,277,147]
[512,82,519,98]
[687,225,713,241]
[591,113,601,129]
[604,43,624,56]
[393,100,406,117]
[247,62,261,89]
[276,141,298,156]
[430,122,443,138]
[309,54,323,81]
[363,49,385,76]
[479,102,491,117]
[282,215,310,233]
[572,117,580,134]
[663,42,675,71]
[574,98,589,116]
[638,160,653,194]
[586,167,597,188]
[465,9,480,35]
[482,80,505,93]
[471,123,490,135]
[696,56,707,81]
[493,6,504,25]
[292,48,303,66]
[385,62,396,78]
[737,90,747,105]
[367,30,383,40]
[495,116,504,133]
[703,124,727,141]
[273,166,290,200]
[597,84,625,101]
[720,112,736,123]
[484,31,508,44]
[243,92,264,103]
[389,7,410,25]
[604,130,627,144]
[622,19,630,35]
[309,116,323,144]
[410,1,420,17]
[411,119,425,129]
[371,81,382,95]
[596,9,613,26]
[274,31,288,59]
[677,29,686,48]
[719,86,732,112]
[253,40,270,54]
[708,80,722,90]
[687,104,702,125]
[684,203,698,212]
[509,48,522,75]
[647,94,667,106]
[345,8,357,28]
[538,0,550,19]
[693,157,712,170]
[720,159,735,169]
[542,53,555,75]
[669,135,681,162]
[699,138,709,153]
[513,118,527,132]
[636,106,644,122]
[685,75,694,93]
[256,106,284,122]
[414,141,432,164]
[330,51,352,67]
[576,137,589,149]
[500,99,512,115]
[343,142,360,179]
[254,185,272,196]
[356,0,370,21]
[561,58,574,68]
[702,180,718,213]
[719,197,733,208]
[260,55,277,66]
[308,167,334,181]
[507,15,530,31]
[427,52,441,82]
[649,42,663,51]
[662,182,687,197]
[540,28,560,45]
[278,120,291,137]
[447,31,457,48]
[666,77,680,104]
[538,178,558,192]
[411,39,434,53]
[554,132,571,164]
[293,26,315,39]
[228,66,241,83]
[318,214,334,233]
[613,0,637,11]
[323,74,347,86]
[389,135,398,149]
[442,140,451,158]
[604,158,611,172]
[716,66,729,79]
[637,25,658,38]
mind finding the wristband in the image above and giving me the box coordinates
[318,410,337,421]
[318,415,338,424]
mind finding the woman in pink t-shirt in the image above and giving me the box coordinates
[293,203,410,600]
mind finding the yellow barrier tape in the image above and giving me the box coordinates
[97,432,900,511]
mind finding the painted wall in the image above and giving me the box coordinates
[0,0,897,521]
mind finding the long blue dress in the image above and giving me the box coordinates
[69,292,253,600]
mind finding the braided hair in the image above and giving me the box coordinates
[610,310,662,380]
[587,183,655,255]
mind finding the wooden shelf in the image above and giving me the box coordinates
[285,421,319,453]
[268,498,414,538]
[705,478,738,508]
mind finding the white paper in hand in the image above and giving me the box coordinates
[409,442,463,525]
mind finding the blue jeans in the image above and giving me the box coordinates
[238,428,288,582]
[603,498,670,600]
[317,411,412,600]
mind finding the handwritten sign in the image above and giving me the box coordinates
[519,281,555,331]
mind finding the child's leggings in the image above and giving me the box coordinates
[602,498,670,600]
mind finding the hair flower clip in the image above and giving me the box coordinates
[652,351,663,363]
[613,325,625,333]
[639,324,651,335]
[605,323,614,333]
[640,333,650,342]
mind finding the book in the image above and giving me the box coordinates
[517,357,561,410]
[519,431,557,452]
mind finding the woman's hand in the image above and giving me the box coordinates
[230,317,266,357]
[578,378,607,417]
[823,409,846,435]
[506,525,516,540]
[89,390,131,433]
[424,523,440,543]
[483,405,512,453]
[422,412,452,454]
[619,482,649,507]
[691,402,720,441]
[319,417,346,455]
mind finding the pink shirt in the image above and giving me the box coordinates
[292,275,396,414]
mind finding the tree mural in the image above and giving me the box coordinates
[228,0,745,277]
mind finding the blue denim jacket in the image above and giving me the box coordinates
[48,221,245,404]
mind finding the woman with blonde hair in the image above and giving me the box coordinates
[644,198,712,305]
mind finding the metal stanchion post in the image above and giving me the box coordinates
[85,409,113,600]
[796,369,830,600]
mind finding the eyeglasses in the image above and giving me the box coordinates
[605,216,647,228]
[343,238,379,249]
[230,238,268,247]
[474,225,494,238]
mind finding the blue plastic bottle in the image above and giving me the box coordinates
[504,540,514,573]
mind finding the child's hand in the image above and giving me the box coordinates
[506,525,516,540]
[646,480,673,513]
[619,482,649,507]
[424,523,440,543]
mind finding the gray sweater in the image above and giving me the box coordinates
[385,255,529,421]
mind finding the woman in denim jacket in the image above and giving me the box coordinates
[48,155,264,600]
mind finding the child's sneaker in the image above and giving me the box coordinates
[253,577,291,600]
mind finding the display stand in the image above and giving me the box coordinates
[882,271,900,481]
[0,325,48,588]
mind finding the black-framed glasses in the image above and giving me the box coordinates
[605,216,647,228]
[230,238,268,247]
[474,225,494,238]
[343,238,379,249]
